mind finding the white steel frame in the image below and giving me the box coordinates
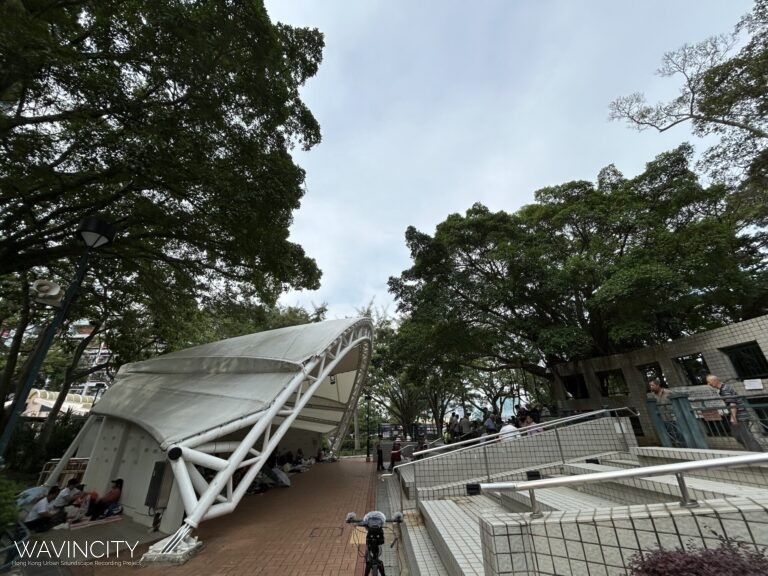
[160,319,373,553]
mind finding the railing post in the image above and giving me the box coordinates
[529,489,543,519]
[554,427,566,471]
[646,397,673,447]
[675,472,698,508]
[483,445,491,483]
[669,390,709,449]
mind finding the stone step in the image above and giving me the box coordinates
[419,499,485,576]
[564,462,768,506]
[630,446,768,489]
[498,484,619,514]
[401,510,450,576]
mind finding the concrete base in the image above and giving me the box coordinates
[141,534,203,565]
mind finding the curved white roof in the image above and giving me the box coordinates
[92,318,372,447]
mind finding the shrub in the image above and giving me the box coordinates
[629,538,767,576]
[0,476,22,525]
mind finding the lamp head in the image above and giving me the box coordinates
[77,217,115,248]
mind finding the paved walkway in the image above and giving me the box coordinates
[62,458,380,576]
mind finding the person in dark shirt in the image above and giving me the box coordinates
[707,374,764,452]
[375,437,384,471]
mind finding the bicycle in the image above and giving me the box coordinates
[345,510,403,576]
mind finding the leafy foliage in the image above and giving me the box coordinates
[629,538,767,576]
[0,475,22,526]
[0,0,324,300]
[390,146,768,374]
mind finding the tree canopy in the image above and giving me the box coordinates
[1,0,323,300]
[0,1,329,451]
[389,145,768,375]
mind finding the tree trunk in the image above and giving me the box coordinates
[37,323,102,451]
[0,273,31,429]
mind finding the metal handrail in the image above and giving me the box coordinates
[409,407,636,459]
[466,452,768,516]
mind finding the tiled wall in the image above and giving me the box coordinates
[410,418,637,499]
[479,496,768,576]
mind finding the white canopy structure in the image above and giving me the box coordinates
[48,318,373,556]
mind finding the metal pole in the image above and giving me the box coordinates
[483,445,491,483]
[554,427,566,469]
[529,489,542,518]
[366,395,371,461]
[0,248,91,462]
[675,473,699,508]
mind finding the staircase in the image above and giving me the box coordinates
[393,417,768,576]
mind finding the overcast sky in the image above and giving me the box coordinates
[266,0,753,319]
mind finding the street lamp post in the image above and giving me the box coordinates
[365,393,372,462]
[0,217,115,463]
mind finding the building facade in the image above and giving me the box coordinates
[552,314,768,445]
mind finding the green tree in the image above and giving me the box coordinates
[0,0,323,299]
[390,146,768,374]
[0,0,328,445]
[610,0,767,204]
[365,313,426,434]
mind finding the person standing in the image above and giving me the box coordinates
[648,378,685,446]
[706,374,764,452]
[498,419,519,442]
[376,437,384,471]
[389,438,402,471]
[484,412,497,435]
[459,413,471,440]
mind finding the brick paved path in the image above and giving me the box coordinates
[71,458,378,576]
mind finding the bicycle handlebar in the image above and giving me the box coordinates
[345,511,403,525]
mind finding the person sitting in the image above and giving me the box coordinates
[24,487,59,532]
[89,479,122,520]
[53,478,81,509]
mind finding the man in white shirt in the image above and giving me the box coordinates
[53,478,81,508]
[499,419,519,442]
[24,486,59,532]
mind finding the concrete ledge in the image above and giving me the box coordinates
[631,446,768,489]
[564,462,768,505]
[479,495,768,576]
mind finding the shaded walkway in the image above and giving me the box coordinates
[69,458,377,576]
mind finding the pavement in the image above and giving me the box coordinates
[13,457,391,576]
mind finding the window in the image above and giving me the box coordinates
[721,342,768,379]
[637,362,667,387]
[673,353,710,386]
[562,374,589,399]
[596,369,628,397]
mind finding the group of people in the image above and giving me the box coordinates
[23,478,123,533]
[445,404,544,444]
[649,373,764,452]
